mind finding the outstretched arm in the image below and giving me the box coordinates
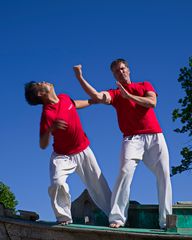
[116,81,157,108]
[40,131,51,149]
[74,99,97,109]
[73,65,111,104]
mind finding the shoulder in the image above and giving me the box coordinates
[58,93,75,107]
[143,81,153,87]
[107,88,119,94]
[107,88,120,97]
[135,81,153,87]
[58,93,70,100]
[139,81,155,92]
[58,93,74,103]
[106,88,120,104]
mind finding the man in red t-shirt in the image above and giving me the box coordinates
[73,59,172,229]
[24,81,111,225]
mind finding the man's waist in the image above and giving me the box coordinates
[123,129,162,137]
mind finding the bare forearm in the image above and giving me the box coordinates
[77,75,102,100]
[73,65,111,104]
[74,99,97,109]
[40,131,51,149]
[73,65,103,101]
[127,94,156,108]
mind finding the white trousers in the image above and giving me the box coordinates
[48,146,111,223]
[109,133,172,228]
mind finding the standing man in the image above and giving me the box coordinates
[24,81,111,225]
[73,59,172,229]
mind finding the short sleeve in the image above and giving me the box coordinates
[107,88,119,104]
[143,81,157,95]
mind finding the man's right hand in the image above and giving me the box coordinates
[51,119,68,132]
[73,64,82,79]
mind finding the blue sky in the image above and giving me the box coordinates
[0,0,192,221]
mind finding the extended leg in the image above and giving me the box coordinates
[109,158,138,227]
[48,153,77,224]
[109,136,143,227]
[143,134,172,229]
[75,147,112,217]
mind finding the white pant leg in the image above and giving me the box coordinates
[48,152,77,222]
[109,136,144,225]
[74,147,111,216]
[143,134,172,228]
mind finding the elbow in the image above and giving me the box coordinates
[92,92,100,99]
[40,144,47,150]
[91,94,101,102]
[150,101,157,108]
[145,102,156,108]
[148,98,157,108]
[39,141,48,149]
[40,145,47,150]
[93,92,109,103]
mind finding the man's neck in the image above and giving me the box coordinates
[43,92,59,105]
[49,95,59,104]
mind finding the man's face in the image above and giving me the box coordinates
[34,82,53,93]
[111,62,131,84]
[33,82,54,97]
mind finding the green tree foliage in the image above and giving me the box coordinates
[171,57,192,176]
[0,181,18,211]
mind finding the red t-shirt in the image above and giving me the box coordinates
[108,81,162,136]
[40,94,90,155]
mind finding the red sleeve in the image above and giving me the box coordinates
[107,88,119,104]
[143,81,157,95]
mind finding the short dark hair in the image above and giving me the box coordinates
[110,58,129,71]
[24,81,43,105]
